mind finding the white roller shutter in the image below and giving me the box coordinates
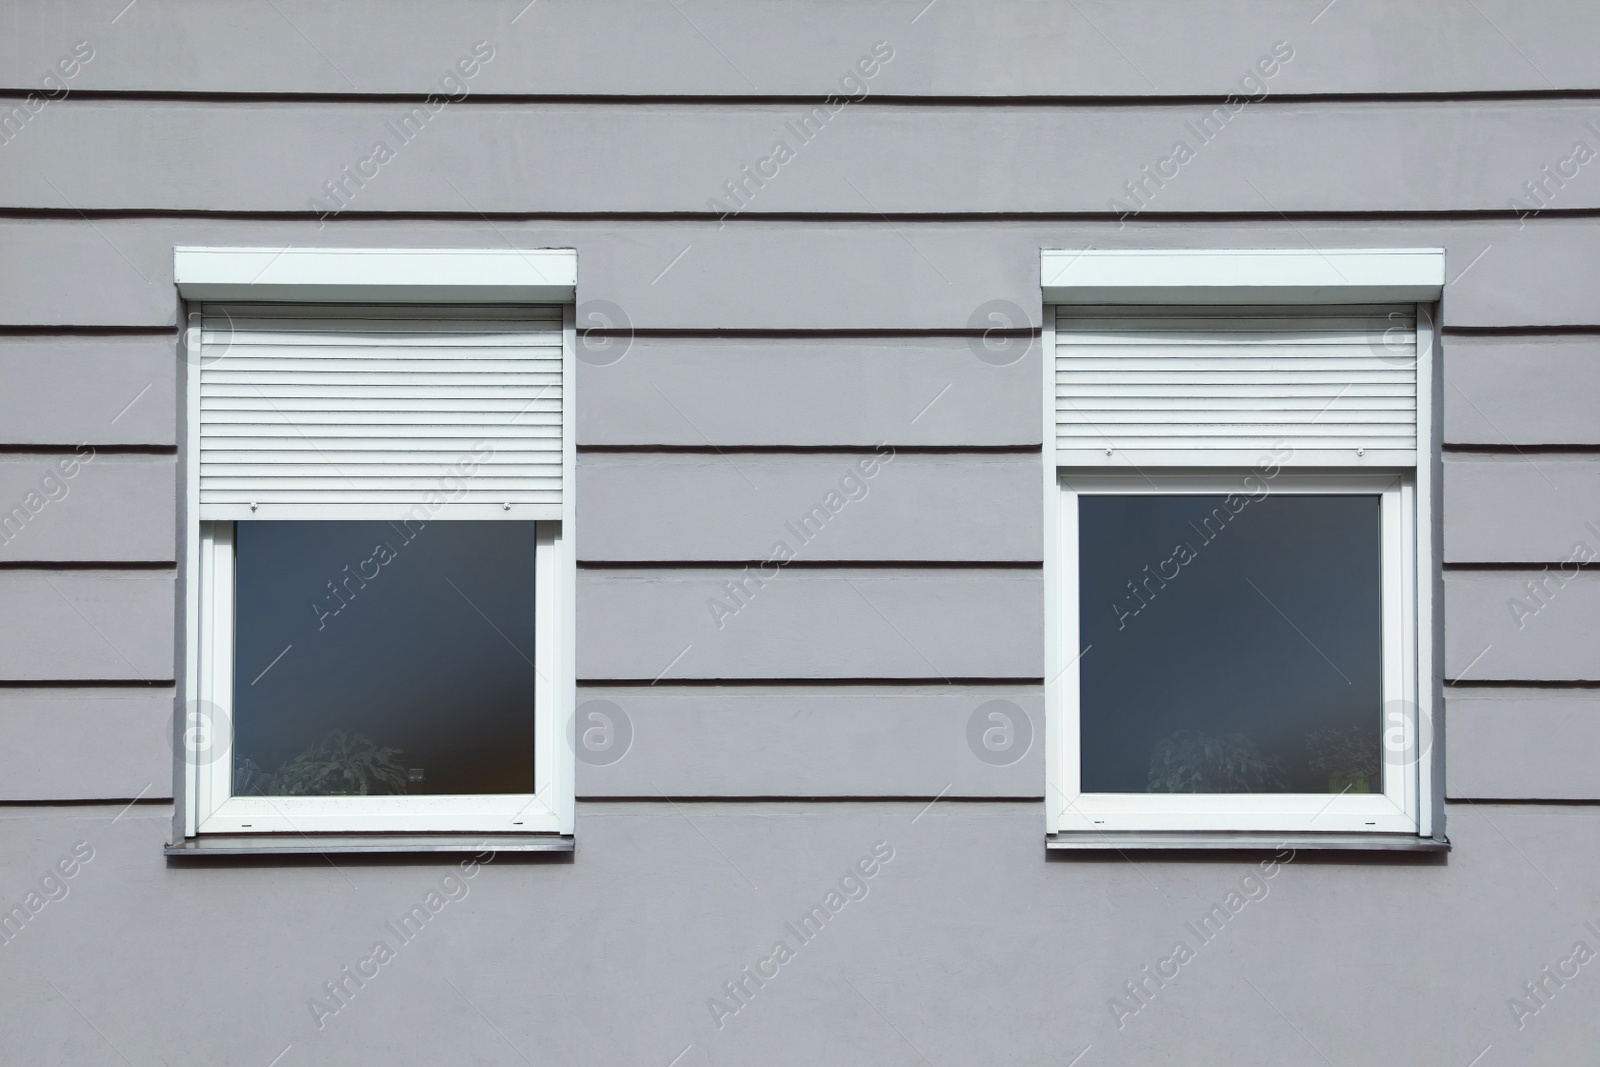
[196,302,566,519]
[1054,304,1417,467]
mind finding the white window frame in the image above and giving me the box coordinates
[174,248,578,844]
[194,521,565,834]
[1055,472,1417,834]
[1040,248,1444,846]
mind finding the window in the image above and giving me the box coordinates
[172,250,576,848]
[1040,250,1443,846]
[1061,473,1415,833]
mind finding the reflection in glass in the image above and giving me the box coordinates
[1078,494,1382,794]
[232,521,536,796]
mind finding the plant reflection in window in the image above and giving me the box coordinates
[236,730,409,796]
[1305,723,1381,793]
[1146,730,1287,793]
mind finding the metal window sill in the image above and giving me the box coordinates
[166,833,574,857]
[1047,831,1449,853]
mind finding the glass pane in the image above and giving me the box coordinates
[232,521,537,796]
[1078,494,1382,794]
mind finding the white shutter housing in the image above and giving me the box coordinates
[176,248,577,521]
[1041,249,1444,470]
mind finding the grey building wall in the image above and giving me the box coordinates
[2,2,1598,1063]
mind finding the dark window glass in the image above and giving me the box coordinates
[1078,494,1382,794]
[232,521,536,796]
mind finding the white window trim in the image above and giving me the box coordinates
[1053,473,1417,835]
[1041,248,1444,305]
[1040,248,1441,846]
[175,249,578,844]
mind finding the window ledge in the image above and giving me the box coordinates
[1047,832,1448,853]
[166,833,574,857]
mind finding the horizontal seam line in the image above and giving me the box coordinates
[1447,680,1600,688]
[1443,797,1600,805]
[0,798,170,809]
[1444,325,1600,336]
[1444,563,1600,571]
[3,208,1599,222]
[7,89,1600,105]
[0,325,175,336]
[0,679,174,687]
[0,562,176,570]
[13,324,1600,335]
[1443,445,1600,454]
[0,445,175,454]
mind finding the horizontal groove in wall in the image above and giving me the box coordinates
[0,679,173,689]
[7,89,1600,106]
[0,797,171,810]
[0,325,1035,341]
[580,676,1043,687]
[0,561,175,572]
[0,325,175,337]
[1444,325,1600,337]
[0,678,1580,692]
[1443,445,1600,455]
[1444,562,1600,572]
[1,207,1596,224]
[1447,679,1600,689]
[578,444,1040,455]
[579,560,1042,571]
[0,444,176,456]
[586,328,1037,340]
[531,323,1600,343]
[1446,797,1600,806]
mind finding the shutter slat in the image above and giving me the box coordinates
[1062,395,1415,410]
[202,371,555,387]
[1056,436,1414,449]
[200,411,561,427]
[1053,331,1411,346]
[205,349,560,365]
[1061,372,1413,385]
[1053,382,1415,397]
[1056,304,1416,463]
[201,424,558,438]
[1057,303,1410,318]
[200,391,556,404]
[199,303,564,515]
[202,451,554,464]
[202,302,562,320]
[201,436,556,450]
[202,331,561,346]
[199,396,559,411]
[1058,357,1411,371]
[1057,424,1416,437]
[1057,409,1414,425]
[203,471,559,484]
[199,491,561,504]
[1056,343,1410,357]
[200,460,556,473]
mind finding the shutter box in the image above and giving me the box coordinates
[1054,304,1418,468]
[196,302,566,520]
